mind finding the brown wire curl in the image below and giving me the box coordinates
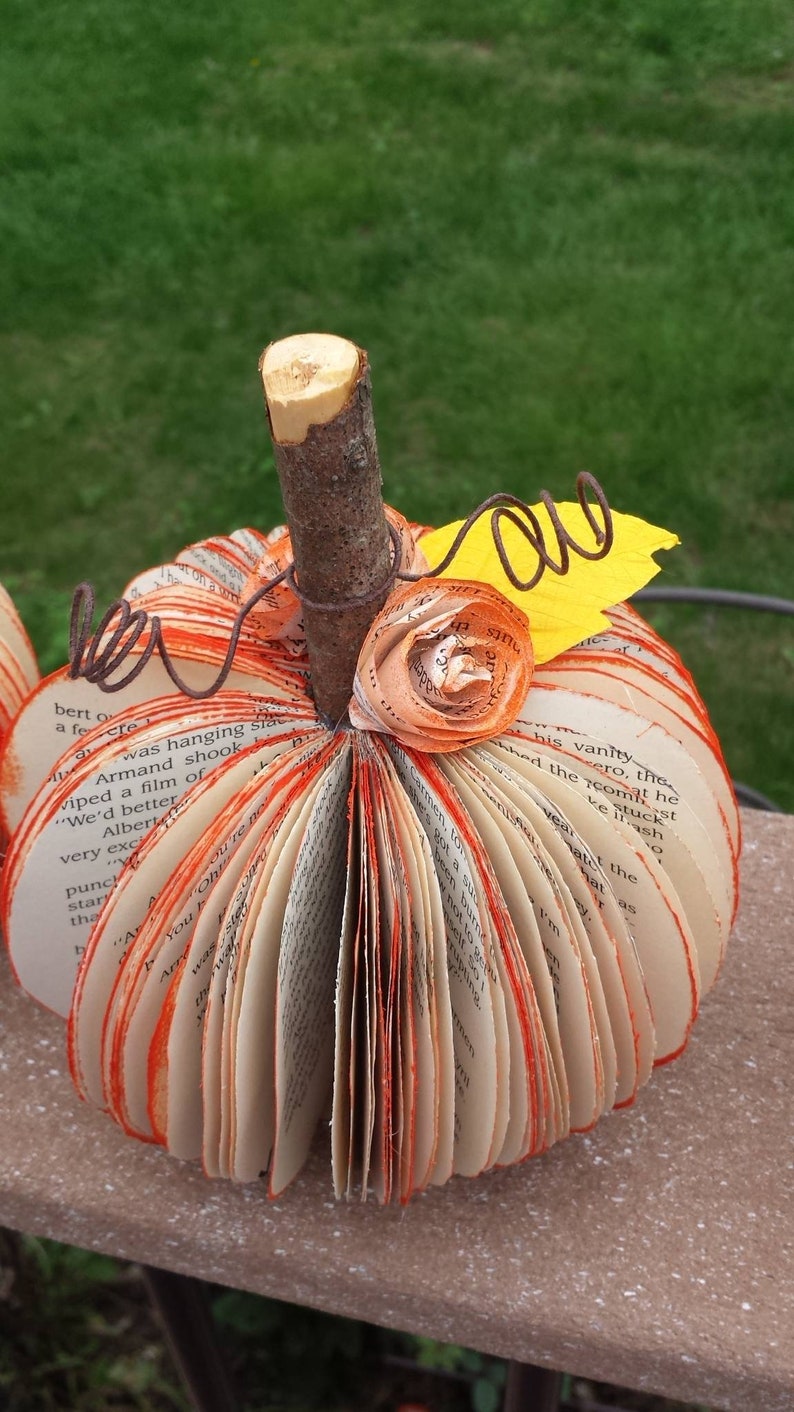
[68,472,613,699]
[68,566,296,699]
[401,471,613,590]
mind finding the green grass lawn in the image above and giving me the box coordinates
[1,2,793,1407]
[2,0,793,803]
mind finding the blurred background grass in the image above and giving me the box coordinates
[2,0,793,803]
[1,0,793,1406]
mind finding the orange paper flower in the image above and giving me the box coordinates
[349,579,534,752]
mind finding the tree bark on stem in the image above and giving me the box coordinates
[260,333,392,725]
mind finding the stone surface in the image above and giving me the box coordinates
[0,809,791,1411]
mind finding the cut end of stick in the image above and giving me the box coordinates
[261,333,361,444]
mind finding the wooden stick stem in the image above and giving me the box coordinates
[260,333,392,724]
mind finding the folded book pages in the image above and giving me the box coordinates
[0,585,39,858]
[0,334,740,1203]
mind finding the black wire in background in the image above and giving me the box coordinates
[633,586,794,616]
[630,585,793,812]
[731,782,785,814]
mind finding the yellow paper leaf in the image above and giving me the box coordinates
[419,501,680,665]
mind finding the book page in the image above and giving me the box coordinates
[352,758,379,1199]
[443,752,605,1138]
[388,745,501,1178]
[475,742,640,1108]
[113,586,305,681]
[552,611,704,712]
[530,661,737,855]
[510,706,729,990]
[269,745,353,1195]
[368,753,404,1203]
[230,526,277,559]
[490,734,698,1063]
[602,604,712,710]
[0,591,38,731]
[519,684,737,881]
[432,761,548,1160]
[488,735,656,1095]
[105,735,330,1137]
[66,723,325,1110]
[124,561,241,602]
[331,773,361,1200]
[373,739,450,1198]
[389,772,455,1192]
[0,665,26,736]
[0,586,38,695]
[0,659,299,834]
[420,752,517,1173]
[197,737,326,1180]
[148,781,296,1160]
[342,766,374,1199]
[174,542,251,595]
[4,695,324,1017]
[224,758,336,1182]
[200,840,263,1179]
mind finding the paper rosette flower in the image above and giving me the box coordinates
[0,544,739,1202]
[349,579,534,751]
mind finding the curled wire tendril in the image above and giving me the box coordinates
[69,473,613,699]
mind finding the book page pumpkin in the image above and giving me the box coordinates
[0,585,39,859]
[0,336,739,1203]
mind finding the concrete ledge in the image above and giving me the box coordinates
[1,809,792,1411]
